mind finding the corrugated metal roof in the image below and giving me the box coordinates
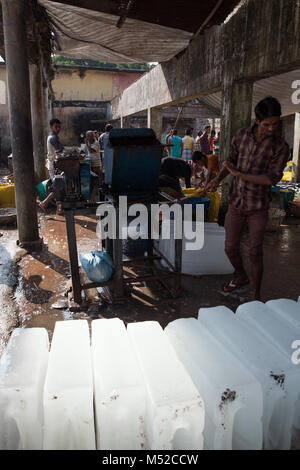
[38,0,241,63]
[252,71,300,117]
[186,69,300,118]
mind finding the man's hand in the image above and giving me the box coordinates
[205,177,219,193]
[223,161,240,177]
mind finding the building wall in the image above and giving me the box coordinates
[0,65,143,165]
[52,67,142,145]
[54,105,108,146]
[52,67,142,102]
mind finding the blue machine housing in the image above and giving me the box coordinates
[104,128,162,196]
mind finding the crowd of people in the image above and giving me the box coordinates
[79,123,114,182]
[39,122,221,213]
[39,122,114,213]
[38,96,290,301]
[164,125,220,190]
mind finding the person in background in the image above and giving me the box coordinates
[165,128,174,145]
[168,129,183,158]
[94,130,100,141]
[39,118,64,215]
[165,128,174,155]
[83,130,102,181]
[206,151,220,179]
[159,156,192,197]
[182,128,195,163]
[214,131,221,157]
[195,130,202,151]
[215,131,221,145]
[191,151,208,185]
[208,129,216,153]
[200,125,211,156]
[206,96,289,300]
[99,123,113,173]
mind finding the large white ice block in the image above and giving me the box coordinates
[236,301,300,436]
[158,222,233,275]
[165,318,263,450]
[197,306,299,450]
[43,320,95,450]
[0,328,49,450]
[127,321,204,450]
[92,318,146,450]
[236,301,300,361]
[266,299,300,330]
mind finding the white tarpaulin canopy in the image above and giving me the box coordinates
[38,0,193,63]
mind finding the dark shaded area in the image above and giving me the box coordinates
[71,109,107,137]
[30,249,70,279]
[18,274,53,304]
[53,100,108,109]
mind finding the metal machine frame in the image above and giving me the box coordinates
[64,192,183,307]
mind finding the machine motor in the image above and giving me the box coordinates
[53,152,92,205]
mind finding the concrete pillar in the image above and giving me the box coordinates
[42,82,51,144]
[292,113,300,183]
[220,80,253,165]
[147,107,162,142]
[2,0,40,247]
[120,115,131,128]
[218,79,253,224]
[30,62,46,183]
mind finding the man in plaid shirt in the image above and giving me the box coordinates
[206,97,289,300]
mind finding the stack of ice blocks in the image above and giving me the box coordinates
[165,318,263,450]
[0,296,299,450]
[0,328,49,450]
[197,305,300,449]
[43,320,95,450]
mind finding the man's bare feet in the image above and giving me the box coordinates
[222,276,250,293]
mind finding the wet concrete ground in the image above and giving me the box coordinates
[1,209,300,348]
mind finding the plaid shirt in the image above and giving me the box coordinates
[200,133,210,155]
[227,125,289,211]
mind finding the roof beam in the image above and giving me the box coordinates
[116,0,135,29]
[111,0,300,119]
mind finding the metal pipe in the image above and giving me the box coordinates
[193,0,224,38]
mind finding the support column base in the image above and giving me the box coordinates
[16,237,43,252]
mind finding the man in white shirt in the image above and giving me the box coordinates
[82,130,102,180]
[46,118,64,180]
[39,118,64,214]
[99,123,113,174]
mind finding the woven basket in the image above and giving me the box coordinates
[288,201,300,218]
